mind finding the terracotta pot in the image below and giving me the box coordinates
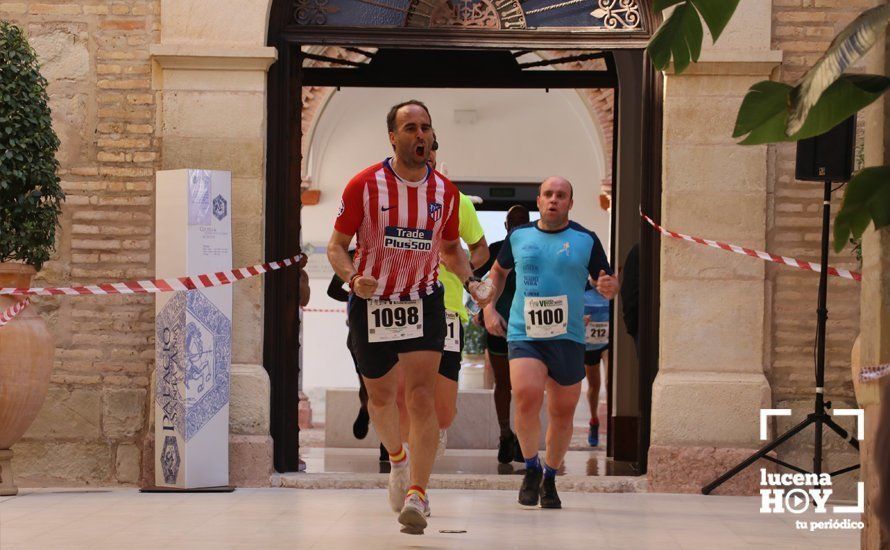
[0,263,54,453]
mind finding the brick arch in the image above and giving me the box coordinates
[299,48,614,198]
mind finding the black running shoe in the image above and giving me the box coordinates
[513,438,524,463]
[540,476,561,509]
[518,468,543,506]
[353,408,370,440]
[497,431,517,464]
[379,443,389,462]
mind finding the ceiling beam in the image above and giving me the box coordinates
[301,68,616,88]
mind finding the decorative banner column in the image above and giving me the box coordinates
[154,169,232,489]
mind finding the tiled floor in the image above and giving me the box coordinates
[0,488,859,549]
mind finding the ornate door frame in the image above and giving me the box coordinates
[265,0,661,473]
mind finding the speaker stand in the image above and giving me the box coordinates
[701,177,860,495]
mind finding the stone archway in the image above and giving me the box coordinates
[264,26,658,473]
[298,48,615,198]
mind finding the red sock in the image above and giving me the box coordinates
[389,445,406,464]
[407,485,426,501]
[590,418,599,427]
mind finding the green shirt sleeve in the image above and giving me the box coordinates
[458,193,484,246]
[439,193,485,323]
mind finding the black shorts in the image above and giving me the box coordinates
[438,320,464,382]
[348,287,446,379]
[485,332,508,356]
[584,347,608,366]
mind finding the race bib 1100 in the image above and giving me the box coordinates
[524,295,568,339]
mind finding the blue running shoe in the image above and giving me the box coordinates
[588,423,599,447]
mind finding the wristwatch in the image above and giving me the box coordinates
[463,276,481,292]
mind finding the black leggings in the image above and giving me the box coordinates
[348,334,368,410]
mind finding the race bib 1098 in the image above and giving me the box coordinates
[367,299,423,343]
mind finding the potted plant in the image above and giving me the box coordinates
[0,20,65,496]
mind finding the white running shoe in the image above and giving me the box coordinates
[398,492,430,535]
[388,458,410,513]
[436,429,447,459]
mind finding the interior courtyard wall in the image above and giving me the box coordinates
[3,0,279,487]
[649,0,874,499]
[147,0,277,486]
[3,0,161,486]
[8,0,878,492]
[765,0,877,499]
[647,0,780,494]
[859,28,888,549]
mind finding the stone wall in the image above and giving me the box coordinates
[3,0,160,485]
[767,0,875,497]
[4,0,877,491]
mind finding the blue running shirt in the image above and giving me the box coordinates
[496,221,612,344]
[584,286,610,351]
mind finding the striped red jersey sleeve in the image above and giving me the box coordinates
[334,168,373,236]
[441,178,460,241]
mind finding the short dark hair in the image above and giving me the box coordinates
[506,205,530,231]
[387,100,432,133]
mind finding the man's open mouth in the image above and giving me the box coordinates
[415,144,425,156]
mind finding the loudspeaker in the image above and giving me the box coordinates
[795,115,856,182]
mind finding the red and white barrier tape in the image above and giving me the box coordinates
[302,307,346,313]
[0,298,29,327]
[642,213,861,282]
[0,254,302,328]
[860,364,890,383]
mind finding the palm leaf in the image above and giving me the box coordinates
[833,166,890,252]
[647,0,740,73]
[787,4,890,136]
[690,0,741,41]
[653,0,685,10]
[734,75,890,145]
[647,3,702,73]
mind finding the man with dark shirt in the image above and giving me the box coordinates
[477,205,529,464]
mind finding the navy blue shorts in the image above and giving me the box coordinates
[507,339,586,386]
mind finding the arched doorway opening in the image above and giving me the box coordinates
[264,0,662,474]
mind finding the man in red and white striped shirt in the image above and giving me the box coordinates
[333,152,456,301]
[327,100,490,535]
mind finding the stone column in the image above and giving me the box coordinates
[646,0,783,493]
[148,39,277,486]
[858,25,889,548]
